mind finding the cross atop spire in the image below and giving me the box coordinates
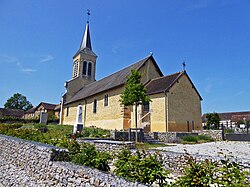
[182,61,186,71]
[87,9,90,23]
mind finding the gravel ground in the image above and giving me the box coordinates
[155,141,250,159]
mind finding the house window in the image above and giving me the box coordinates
[143,102,150,112]
[82,61,87,75]
[88,62,92,76]
[104,94,108,106]
[66,107,69,117]
[93,99,97,113]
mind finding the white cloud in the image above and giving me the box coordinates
[0,54,19,63]
[16,61,37,73]
[180,0,211,13]
[39,55,54,63]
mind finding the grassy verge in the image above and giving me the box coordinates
[181,134,214,144]
[135,142,168,149]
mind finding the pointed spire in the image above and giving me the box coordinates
[80,10,92,50]
[80,21,92,50]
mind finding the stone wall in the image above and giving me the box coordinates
[192,130,222,141]
[0,134,145,187]
[148,132,198,143]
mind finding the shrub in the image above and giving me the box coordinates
[114,148,169,186]
[197,134,214,141]
[72,142,111,171]
[82,126,110,138]
[0,123,23,134]
[172,154,249,187]
[182,135,199,143]
[34,123,48,133]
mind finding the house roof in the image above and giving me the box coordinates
[65,55,163,105]
[0,108,24,118]
[145,71,202,100]
[25,107,36,114]
[54,104,61,111]
[202,111,250,122]
[37,102,57,110]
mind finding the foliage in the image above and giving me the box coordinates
[206,112,220,129]
[120,69,150,141]
[34,123,48,133]
[181,135,199,143]
[173,155,217,186]
[181,135,214,144]
[72,142,111,171]
[81,126,110,138]
[0,123,23,134]
[225,128,234,133]
[4,93,33,111]
[135,142,167,149]
[172,154,249,187]
[120,69,150,106]
[0,116,40,124]
[114,148,169,186]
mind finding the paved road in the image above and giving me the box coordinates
[155,141,250,159]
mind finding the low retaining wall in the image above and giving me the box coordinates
[0,134,145,187]
[79,139,135,154]
[226,134,250,141]
[192,130,222,141]
[110,130,144,142]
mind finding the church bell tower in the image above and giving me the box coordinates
[65,11,97,101]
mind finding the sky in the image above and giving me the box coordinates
[0,0,249,114]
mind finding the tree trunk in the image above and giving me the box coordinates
[135,103,138,143]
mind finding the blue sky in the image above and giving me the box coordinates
[0,0,249,114]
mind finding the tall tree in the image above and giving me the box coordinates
[120,69,150,142]
[4,93,33,111]
[206,112,220,129]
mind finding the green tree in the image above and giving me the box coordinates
[120,69,150,142]
[206,112,220,129]
[4,93,33,111]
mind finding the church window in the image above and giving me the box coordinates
[88,62,92,76]
[104,94,108,106]
[66,107,69,116]
[93,99,97,113]
[73,61,79,78]
[82,61,87,75]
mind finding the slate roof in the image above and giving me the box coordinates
[54,104,61,111]
[145,71,202,100]
[25,107,36,114]
[38,102,57,110]
[0,108,24,118]
[146,72,182,95]
[65,55,163,104]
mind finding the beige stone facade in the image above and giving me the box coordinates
[61,21,202,132]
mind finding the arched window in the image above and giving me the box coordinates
[73,61,78,78]
[88,62,92,76]
[82,61,87,76]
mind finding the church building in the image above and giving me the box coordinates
[61,19,202,132]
